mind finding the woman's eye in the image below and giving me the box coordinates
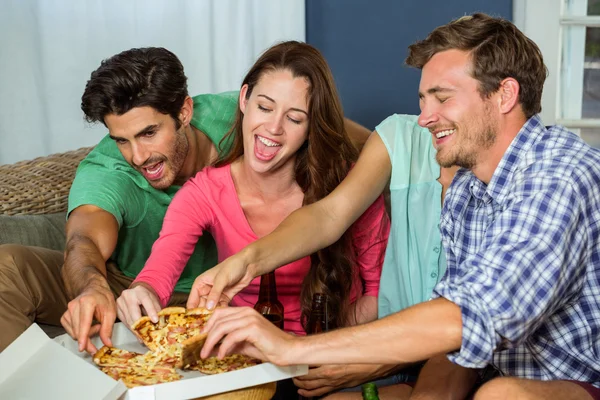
[258,105,271,112]
[287,116,301,125]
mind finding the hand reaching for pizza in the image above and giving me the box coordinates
[61,284,116,354]
[187,252,256,310]
[200,307,296,366]
[116,283,162,330]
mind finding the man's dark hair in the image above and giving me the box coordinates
[406,13,548,118]
[81,47,188,128]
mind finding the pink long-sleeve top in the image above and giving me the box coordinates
[134,164,390,335]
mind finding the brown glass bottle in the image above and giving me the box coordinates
[254,271,284,330]
[298,293,330,400]
[305,293,329,334]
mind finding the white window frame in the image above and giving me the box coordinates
[514,0,600,130]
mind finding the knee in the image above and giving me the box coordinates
[0,244,32,272]
[474,377,524,400]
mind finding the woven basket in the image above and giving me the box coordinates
[0,147,93,216]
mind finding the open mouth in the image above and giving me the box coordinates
[141,161,165,181]
[435,128,455,139]
[254,135,282,161]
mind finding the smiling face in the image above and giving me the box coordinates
[239,69,310,175]
[417,49,499,170]
[105,106,189,190]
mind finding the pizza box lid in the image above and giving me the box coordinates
[0,322,307,399]
[0,323,128,400]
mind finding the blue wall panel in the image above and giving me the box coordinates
[306,0,513,129]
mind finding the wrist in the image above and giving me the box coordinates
[241,244,261,278]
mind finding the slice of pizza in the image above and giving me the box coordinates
[100,364,183,388]
[94,346,183,388]
[93,346,143,367]
[132,306,214,366]
[188,354,262,375]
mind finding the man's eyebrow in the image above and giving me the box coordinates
[418,86,455,98]
[257,94,308,116]
[109,124,160,141]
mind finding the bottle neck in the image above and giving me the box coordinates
[307,293,329,333]
[258,271,279,302]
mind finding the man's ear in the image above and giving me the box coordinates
[179,96,194,126]
[498,78,520,115]
[239,84,249,114]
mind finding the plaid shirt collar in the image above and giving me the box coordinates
[467,115,545,205]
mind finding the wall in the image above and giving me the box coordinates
[306,0,513,129]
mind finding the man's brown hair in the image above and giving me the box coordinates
[406,13,548,118]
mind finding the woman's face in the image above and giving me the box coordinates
[239,68,310,175]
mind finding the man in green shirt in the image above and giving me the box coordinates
[0,47,370,353]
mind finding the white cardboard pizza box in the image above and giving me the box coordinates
[0,323,308,400]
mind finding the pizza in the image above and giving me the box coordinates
[93,346,183,388]
[132,307,212,352]
[94,306,260,388]
[188,354,262,375]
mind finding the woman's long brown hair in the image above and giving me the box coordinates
[216,41,359,330]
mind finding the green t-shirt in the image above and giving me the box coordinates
[68,91,238,293]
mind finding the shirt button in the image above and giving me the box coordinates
[430,272,438,278]
[433,247,440,253]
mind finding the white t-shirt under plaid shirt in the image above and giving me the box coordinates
[434,115,600,387]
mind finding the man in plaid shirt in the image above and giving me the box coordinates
[186,13,600,399]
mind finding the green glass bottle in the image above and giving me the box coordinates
[361,382,380,400]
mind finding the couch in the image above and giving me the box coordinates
[0,147,92,337]
[0,147,92,248]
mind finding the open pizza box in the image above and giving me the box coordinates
[0,323,308,400]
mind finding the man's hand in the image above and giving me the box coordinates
[200,307,297,365]
[60,284,117,354]
[116,283,162,329]
[187,252,256,310]
[294,363,402,397]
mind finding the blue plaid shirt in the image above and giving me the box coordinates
[434,116,600,387]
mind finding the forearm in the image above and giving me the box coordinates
[62,234,111,299]
[287,298,462,366]
[410,354,479,400]
[243,201,351,277]
[347,295,378,326]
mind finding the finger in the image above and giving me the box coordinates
[61,312,76,339]
[187,286,202,309]
[140,295,159,323]
[294,366,327,380]
[218,330,265,361]
[202,306,244,333]
[116,298,130,327]
[294,377,331,390]
[77,303,95,352]
[298,386,334,398]
[85,324,102,354]
[206,273,230,310]
[200,309,250,358]
[98,309,115,348]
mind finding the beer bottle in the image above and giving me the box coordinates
[298,293,331,400]
[253,271,284,330]
[361,383,380,400]
[305,293,329,334]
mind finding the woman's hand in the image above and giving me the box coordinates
[187,251,257,310]
[116,283,162,329]
[200,307,298,365]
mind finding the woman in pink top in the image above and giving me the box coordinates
[117,41,390,335]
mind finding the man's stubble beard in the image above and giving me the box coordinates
[436,103,498,170]
[152,126,189,190]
